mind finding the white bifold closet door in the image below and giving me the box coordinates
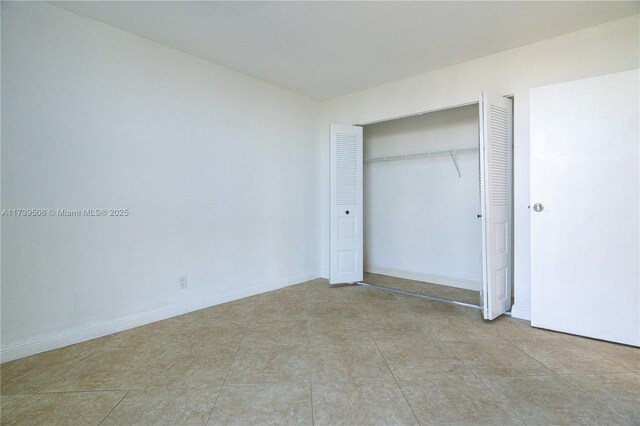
[479,93,513,320]
[329,124,363,285]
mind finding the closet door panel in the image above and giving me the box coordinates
[330,124,363,284]
[480,93,513,320]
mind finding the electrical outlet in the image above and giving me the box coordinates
[179,275,188,289]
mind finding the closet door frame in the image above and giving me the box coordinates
[334,95,515,320]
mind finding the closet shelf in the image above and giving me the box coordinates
[364,146,479,177]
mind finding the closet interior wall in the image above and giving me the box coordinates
[363,104,483,292]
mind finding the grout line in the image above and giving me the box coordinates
[554,374,634,425]
[304,293,315,426]
[34,388,132,395]
[473,374,528,425]
[2,352,93,396]
[462,338,631,425]
[0,393,37,419]
[437,336,528,425]
[597,351,637,373]
[501,338,558,375]
[363,316,422,425]
[204,304,252,425]
[9,351,95,396]
[98,389,129,426]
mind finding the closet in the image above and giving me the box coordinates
[329,93,513,320]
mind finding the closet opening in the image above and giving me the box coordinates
[361,99,514,314]
[330,93,514,320]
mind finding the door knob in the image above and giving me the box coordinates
[533,203,544,212]
[345,210,350,215]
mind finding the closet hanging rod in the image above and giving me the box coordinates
[364,147,478,164]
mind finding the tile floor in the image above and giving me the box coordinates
[1,274,638,425]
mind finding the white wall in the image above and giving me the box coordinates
[320,15,640,320]
[1,2,320,361]
[363,105,483,290]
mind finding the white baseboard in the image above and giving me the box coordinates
[510,304,531,321]
[1,272,319,363]
[365,266,481,291]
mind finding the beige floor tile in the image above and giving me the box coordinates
[0,394,32,417]
[425,316,502,340]
[132,360,230,390]
[355,300,409,320]
[0,345,91,395]
[207,382,312,425]
[1,369,70,396]
[399,298,471,319]
[181,320,248,348]
[505,327,639,360]
[309,322,374,347]
[310,342,394,382]
[444,339,553,377]
[334,285,399,303]
[225,344,309,384]
[242,320,308,346]
[174,299,259,324]
[49,345,233,391]
[398,377,524,425]
[312,381,418,426]
[102,387,219,425]
[260,285,307,304]
[306,302,363,321]
[561,372,640,398]
[307,316,367,330]
[582,341,640,373]
[130,345,236,389]
[516,405,630,425]
[82,328,158,353]
[601,394,640,425]
[304,280,339,303]
[602,350,640,373]
[480,316,548,340]
[4,277,637,425]
[483,375,628,425]
[365,316,431,345]
[252,300,307,321]
[498,323,570,341]
[0,390,126,426]
[0,344,91,383]
[46,347,147,391]
[377,340,472,380]
[88,319,209,352]
[510,337,631,374]
[304,288,345,304]
[561,373,640,424]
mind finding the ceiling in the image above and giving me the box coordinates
[52,1,638,100]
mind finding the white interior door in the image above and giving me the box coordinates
[480,92,513,320]
[330,124,363,285]
[530,70,639,346]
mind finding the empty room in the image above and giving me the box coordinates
[1,1,639,425]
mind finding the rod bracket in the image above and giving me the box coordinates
[449,151,461,177]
